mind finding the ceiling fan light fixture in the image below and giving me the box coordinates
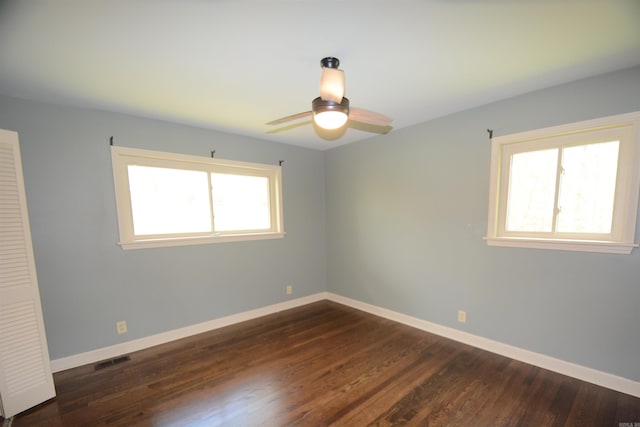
[312,97,350,130]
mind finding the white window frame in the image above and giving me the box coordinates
[111,146,284,250]
[485,112,640,254]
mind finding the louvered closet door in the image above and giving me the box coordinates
[0,129,55,418]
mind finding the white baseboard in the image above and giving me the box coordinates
[50,292,328,373]
[51,291,639,398]
[326,292,640,398]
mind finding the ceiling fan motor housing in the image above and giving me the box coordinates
[312,96,350,115]
[312,96,350,129]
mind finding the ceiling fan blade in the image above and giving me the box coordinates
[266,111,312,125]
[349,108,393,126]
[348,120,392,135]
[319,67,344,103]
[266,120,313,134]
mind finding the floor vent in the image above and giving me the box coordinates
[94,356,131,370]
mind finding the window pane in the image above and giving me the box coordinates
[128,165,211,235]
[506,148,558,232]
[557,141,619,234]
[211,173,271,231]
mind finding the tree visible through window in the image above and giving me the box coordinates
[505,141,619,235]
[486,112,640,254]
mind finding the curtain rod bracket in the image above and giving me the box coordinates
[211,150,215,158]
[279,160,284,166]
[110,136,114,146]
[487,129,493,139]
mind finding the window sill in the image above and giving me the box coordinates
[119,232,285,250]
[484,236,638,254]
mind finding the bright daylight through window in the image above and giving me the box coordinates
[111,147,284,249]
[485,112,640,254]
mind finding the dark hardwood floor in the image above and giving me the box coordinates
[6,301,640,426]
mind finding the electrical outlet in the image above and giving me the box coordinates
[458,310,467,323]
[286,285,293,295]
[116,320,128,334]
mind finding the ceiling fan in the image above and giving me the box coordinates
[266,57,393,132]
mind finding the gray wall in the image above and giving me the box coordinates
[0,96,327,360]
[325,66,640,382]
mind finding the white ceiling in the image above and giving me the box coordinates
[1,1,639,150]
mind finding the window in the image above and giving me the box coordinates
[111,146,284,249]
[485,112,640,254]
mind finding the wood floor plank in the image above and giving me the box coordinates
[6,300,640,426]
[329,339,467,426]
[467,360,541,426]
